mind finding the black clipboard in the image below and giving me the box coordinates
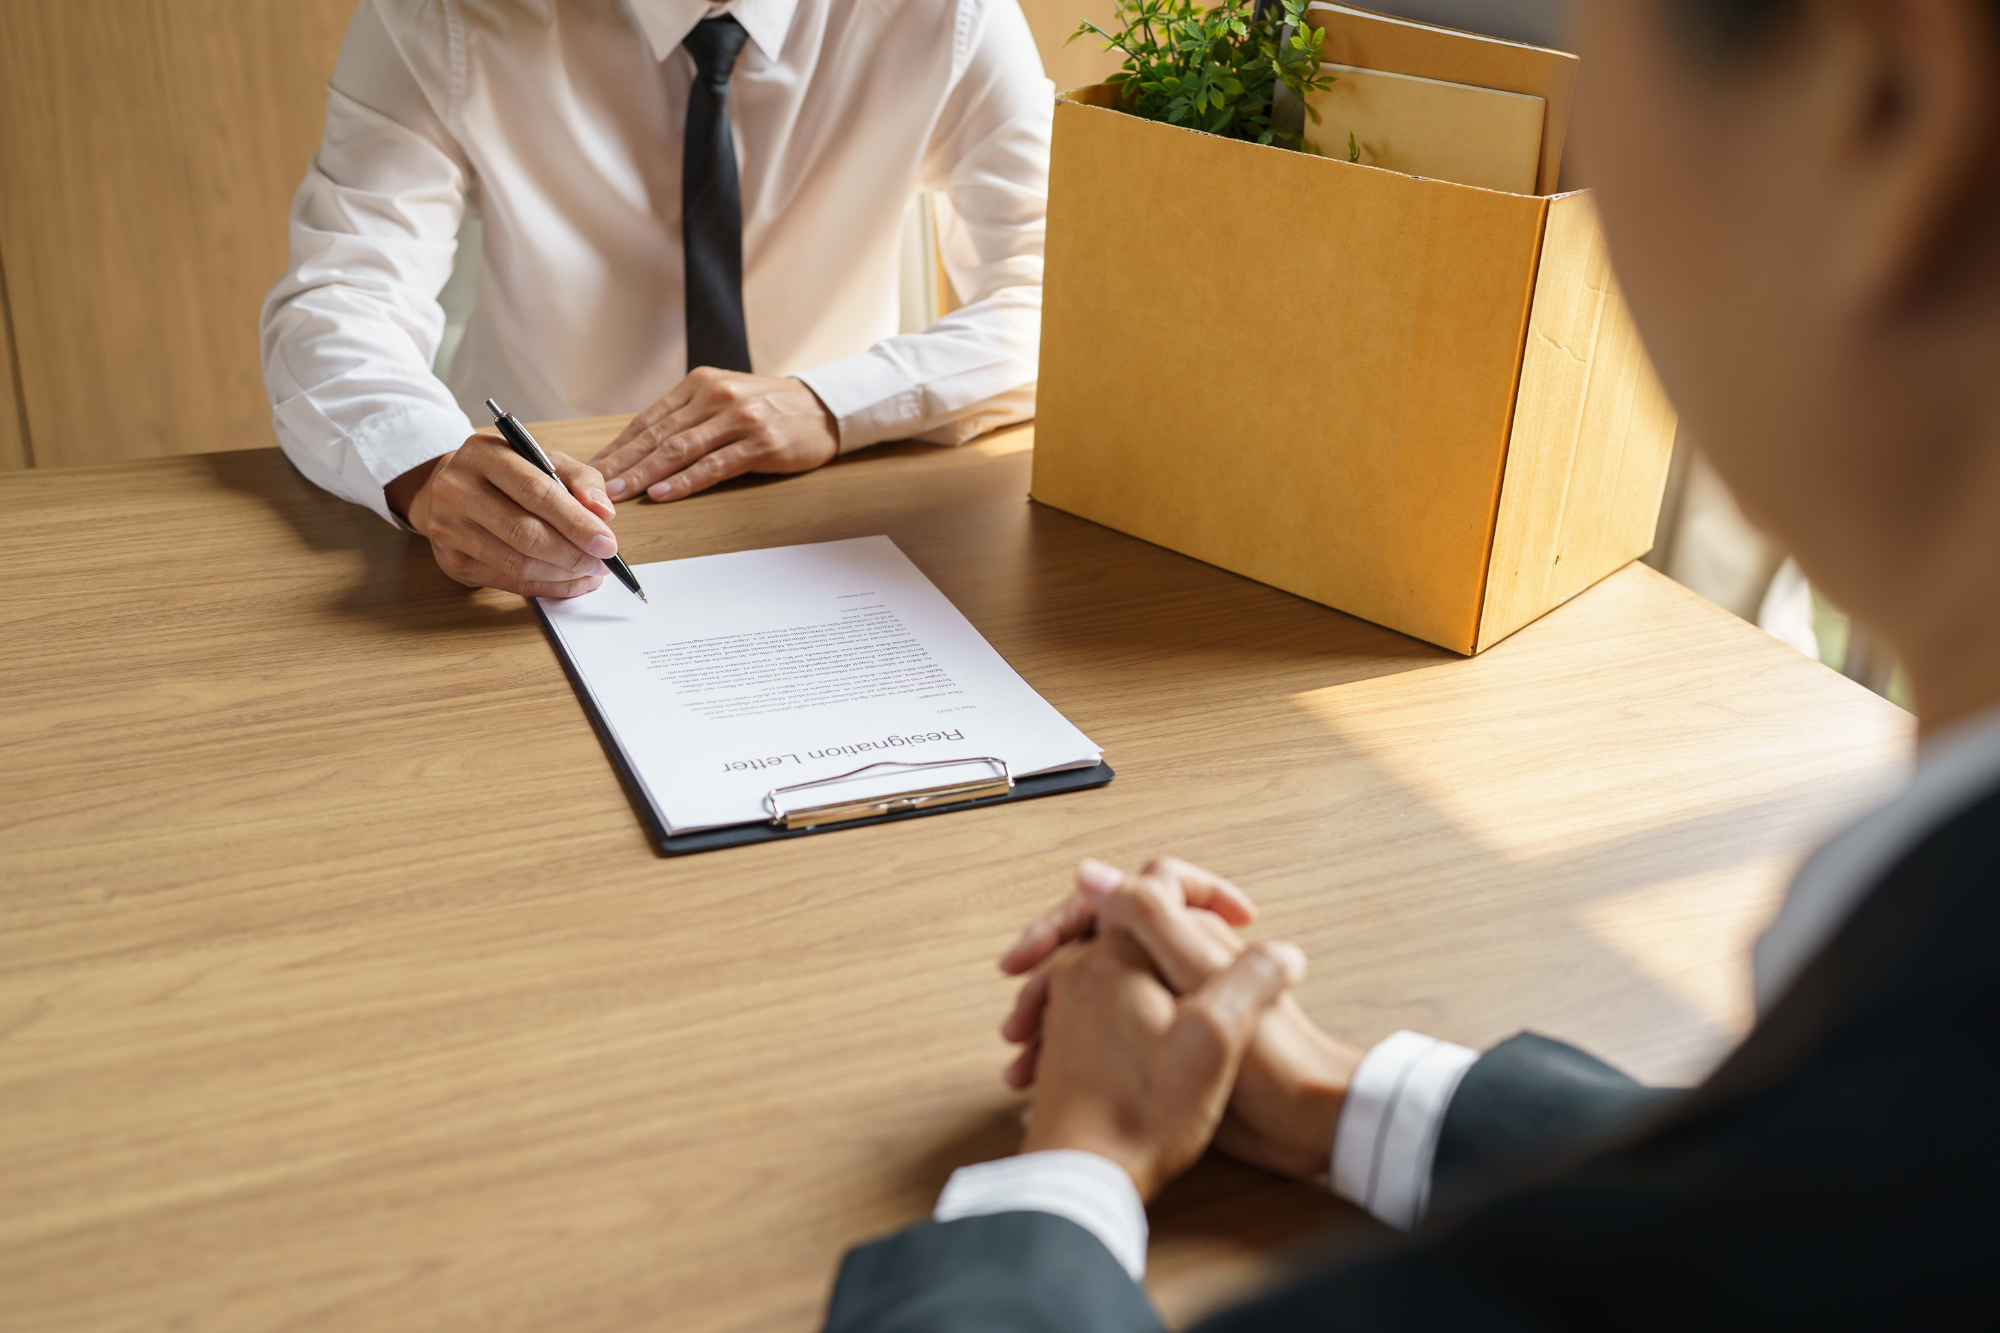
[535,601,1116,857]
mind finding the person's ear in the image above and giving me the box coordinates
[1820,0,2000,317]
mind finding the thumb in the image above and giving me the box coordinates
[551,450,616,523]
[1177,941,1306,1060]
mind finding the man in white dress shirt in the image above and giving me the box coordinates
[261,0,1049,598]
[821,0,2000,1325]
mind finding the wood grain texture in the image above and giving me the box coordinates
[1477,192,1679,652]
[0,0,354,468]
[0,423,1910,1332]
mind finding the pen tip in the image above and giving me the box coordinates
[638,590,649,604]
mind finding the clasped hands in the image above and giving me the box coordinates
[1000,857,1362,1200]
[387,369,837,598]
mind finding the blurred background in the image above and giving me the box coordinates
[0,0,1900,702]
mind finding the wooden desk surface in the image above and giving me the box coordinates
[0,421,1909,1331]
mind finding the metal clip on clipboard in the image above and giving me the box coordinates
[765,757,1014,831]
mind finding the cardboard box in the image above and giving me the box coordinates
[1030,84,1677,655]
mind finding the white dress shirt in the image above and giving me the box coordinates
[260,0,1052,527]
[941,703,2000,1277]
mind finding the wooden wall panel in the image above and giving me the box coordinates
[0,1,354,468]
[0,249,27,470]
[1018,0,1125,94]
[0,1,1105,472]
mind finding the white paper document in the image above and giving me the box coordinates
[538,536,1102,834]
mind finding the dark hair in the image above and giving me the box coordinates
[1665,0,1802,59]
[1669,0,2000,66]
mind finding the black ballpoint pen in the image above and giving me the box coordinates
[485,398,648,604]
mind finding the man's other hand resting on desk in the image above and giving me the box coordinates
[587,369,839,505]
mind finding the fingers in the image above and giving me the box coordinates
[476,442,620,560]
[1173,941,1307,1068]
[435,511,608,589]
[1003,1039,1040,1090]
[999,856,1253,978]
[647,439,762,501]
[1001,967,1052,1045]
[418,438,625,597]
[1000,892,1099,976]
[439,556,605,600]
[1000,906,1216,1054]
[602,412,737,499]
[1132,856,1258,924]
[550,450,616,524]
[1084,868,1245,995]
[593,372,839,501]
[591,376,702,465]
[428,472,605,580]
[995,858,1271,1100]
[593,369,740,497]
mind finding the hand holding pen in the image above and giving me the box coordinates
[383,399,640,601]
[486,400,647,602]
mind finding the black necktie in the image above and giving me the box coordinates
[682,16,753,373]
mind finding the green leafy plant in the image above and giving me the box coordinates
[1070,0,1337,150]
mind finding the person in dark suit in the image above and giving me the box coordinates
[820,0,2000,1325]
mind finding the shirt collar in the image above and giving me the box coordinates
[626,0,799,66]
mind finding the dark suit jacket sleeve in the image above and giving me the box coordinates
[1430,1032,1678,1213]
[824,1212,1163,1333]
[822,1036,1673,1333]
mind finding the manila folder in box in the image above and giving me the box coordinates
[536,536,1108,853]
[1310,64,1544,195]
[1306,2,1579,193]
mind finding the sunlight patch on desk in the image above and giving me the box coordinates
[966,424,1033,458]
[1579,862,1791,1036]
[1285,665,1897,864]
[1286,671,1800,861]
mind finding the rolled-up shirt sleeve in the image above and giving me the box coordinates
[793,0,1050,451]
[259,0,474,528]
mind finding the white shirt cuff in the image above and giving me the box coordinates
[933,1150,1148,1281]
[793,350,922,454]
[1331,1030,1479,1231]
